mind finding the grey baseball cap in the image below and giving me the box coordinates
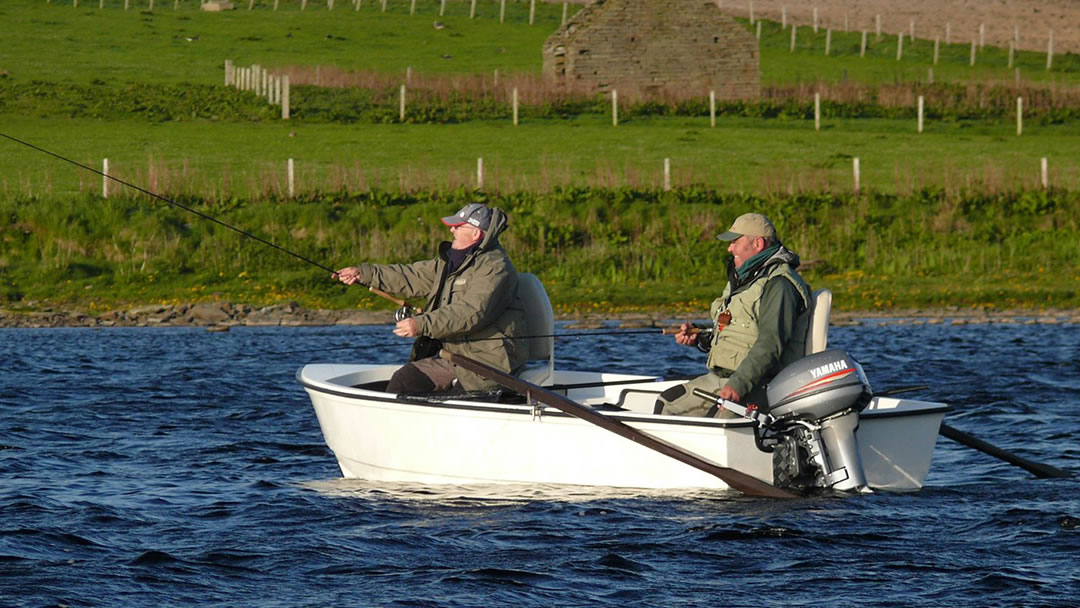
[716,212,777,241]
[441,203,492,231]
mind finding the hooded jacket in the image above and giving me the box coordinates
[347,208,528,391]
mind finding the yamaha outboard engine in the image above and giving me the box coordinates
[694,349,874,494]
[765,349,873,493]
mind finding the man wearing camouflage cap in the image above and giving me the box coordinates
[656,212,813,417]
[335,203,529,395]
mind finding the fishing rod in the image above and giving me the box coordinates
[0,132,409,309]
[234,328,684,360]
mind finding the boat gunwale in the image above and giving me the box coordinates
[297,365,951,428]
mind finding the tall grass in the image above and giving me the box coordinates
[3,188,1077,312]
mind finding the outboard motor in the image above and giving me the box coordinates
[765,349,873,493]
[695,349,873,494]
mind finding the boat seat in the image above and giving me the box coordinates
[805,288,832,355]
[515,273,555,386]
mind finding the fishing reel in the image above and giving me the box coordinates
[394,305,415,322]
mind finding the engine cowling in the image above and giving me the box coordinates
[767,349,873,421]
[765,350,873,493]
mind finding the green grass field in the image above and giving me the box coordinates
[2,0,1079,313]
[4,114,1080,198]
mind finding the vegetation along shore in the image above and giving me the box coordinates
[1,1,1078,322]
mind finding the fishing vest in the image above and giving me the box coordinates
[706,263,812,374]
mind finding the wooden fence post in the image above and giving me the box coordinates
[860,31,866,57]
[611,89,618,126]
[287,158,295,198]
[1016,97,1023,136]
[970,37,976,66]
[917,95,924,133]
[1008,40,1014,68]
[781,5,786,28]
[945,22,950,44]
[512,88,519,126]
[529,0,535,25]
[814,92,820,131]
[933,38,939,64]
[562,2,567,25]
[875,14,881,38]
[1047,30,1054,70]
[470,0,476,18]
[853,157,860,194]
[790,25,797,52]
[499,0,505,23]
[756,20,761,40]
[225,59,233,87]
[477,157,484,189]
[439,0,445,17]
[399,84,406,122]
[897,32,903,61]
[1041,157,1048,189]
[282,75,290,119]
[710,90,716,128]
[103,158,109,198]
[825,29,831,55]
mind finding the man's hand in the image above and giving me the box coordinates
[718,385,741,402]
[674,322,698,346]
[333,266,362,285]
[393,317,419,338]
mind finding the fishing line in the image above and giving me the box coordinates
[0,132,335,274]
[220,328,676,360]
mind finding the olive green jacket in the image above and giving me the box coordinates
[348,208,528,391]
[706,245,811,403]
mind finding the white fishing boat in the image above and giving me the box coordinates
[299,275,950,496]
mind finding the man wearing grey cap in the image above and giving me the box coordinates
[655,212,813,416]
[334,203,529,395]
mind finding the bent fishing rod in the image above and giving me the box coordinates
[1,132,406,308]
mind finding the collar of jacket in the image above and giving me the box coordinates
[726,243,801,298]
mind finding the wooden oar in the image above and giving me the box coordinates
[440,350,797,499]
[938,422,1073,479]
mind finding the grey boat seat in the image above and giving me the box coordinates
[515,273,555,386]
[805,288,832,355]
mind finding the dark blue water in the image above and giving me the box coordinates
[2,322,1078,607]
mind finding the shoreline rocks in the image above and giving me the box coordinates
[1,302,1078,329]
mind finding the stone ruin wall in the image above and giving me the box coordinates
[543,0,760,100]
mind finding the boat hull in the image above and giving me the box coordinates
[300,364,948,491]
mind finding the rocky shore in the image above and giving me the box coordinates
[1,302,1078,330]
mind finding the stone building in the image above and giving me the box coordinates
[542,0,760,99]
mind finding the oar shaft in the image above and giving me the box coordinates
[939,422,1072,479]
[441,350,796,498]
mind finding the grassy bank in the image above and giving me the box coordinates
[3,188,1077,315]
